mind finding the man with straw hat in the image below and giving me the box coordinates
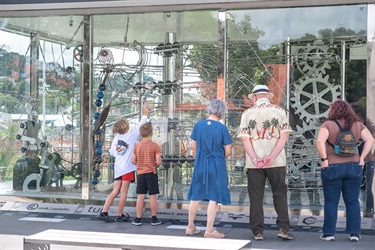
[238,84,293,241]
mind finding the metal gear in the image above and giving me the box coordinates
[293,43,336,75]
[71,163,82,179]
[287,161,302,188]
[290,74,341,122]
[287,122,320,163]
[287,122,323,190]
[73,45,83,62]
[98,48,114,69]
[287,161,322,189]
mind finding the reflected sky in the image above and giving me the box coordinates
[0,4,369,65]
[228,4,367,45]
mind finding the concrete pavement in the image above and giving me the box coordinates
[0,200,374,250]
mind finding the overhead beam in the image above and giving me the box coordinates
[1,0,374,17]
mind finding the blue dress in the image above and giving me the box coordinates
[187,119,233,205]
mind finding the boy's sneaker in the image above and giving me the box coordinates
[320,234,335,241]
[98,212,115,222]
[131,218,142,226]
[254,233,264,241]
[151,218,163,226]
[349,234,361,242]
[277,229,294,240]
[115,213,130,222]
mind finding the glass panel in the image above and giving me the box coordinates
[0,16,83,198]
[0,4,371,213]
[91,11,218,203]
[0,10,220,203]
[227,5,367,209]
[93,11,219,45]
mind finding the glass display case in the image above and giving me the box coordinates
[0,4,372,214]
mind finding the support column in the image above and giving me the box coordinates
[162,32,177,156]
[217,10,227,103]
[81,15,93,200]
[341,40,346,101]
[162,32,181,200]
[367,4,375,213]
[367,5,375,122]
[29,32,39,110]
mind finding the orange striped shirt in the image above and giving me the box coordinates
[133,140,161,174]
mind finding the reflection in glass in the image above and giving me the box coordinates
[226,5,367,209]
[0,5,369,212]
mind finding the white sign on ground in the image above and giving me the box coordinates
[155,208,210,220]
[0,201,15,211]
[221,212,249,223]
[79,205,137,217]
[10,202,78,214]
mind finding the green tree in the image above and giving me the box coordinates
[187,15,265,101]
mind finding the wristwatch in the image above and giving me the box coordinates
[321,158,328,161]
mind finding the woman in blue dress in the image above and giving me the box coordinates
[185,99,233,238]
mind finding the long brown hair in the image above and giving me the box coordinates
[326,99,361,129]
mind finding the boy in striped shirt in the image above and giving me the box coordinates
[131,122,163,226]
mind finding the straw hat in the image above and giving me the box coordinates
[248,85,274,100]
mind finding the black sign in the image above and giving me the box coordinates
[302,216,317,225]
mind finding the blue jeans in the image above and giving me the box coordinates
[321,162,362,235]
[363,161,374,212]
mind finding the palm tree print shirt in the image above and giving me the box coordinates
[238,98,292,169]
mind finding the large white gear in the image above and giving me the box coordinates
[293,43,335,75]
[286,121,322,189]
[287,122,322,189]
[287,161,322,189]
[290,74,341,122]
[287,122,320,163]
